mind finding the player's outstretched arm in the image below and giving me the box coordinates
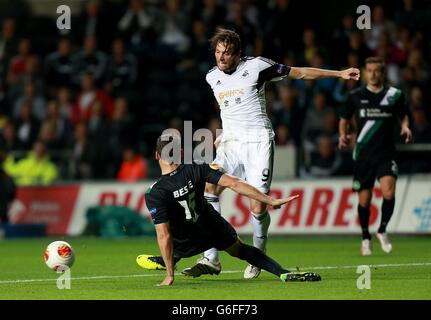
[155,222,175,286]
[289,67,360,80]
[217,174,299,209]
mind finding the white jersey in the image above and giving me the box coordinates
[206,56,290,142]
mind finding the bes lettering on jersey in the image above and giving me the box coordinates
[173,180,194,198]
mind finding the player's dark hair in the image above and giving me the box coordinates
[210,27,241,56]
[155,133,182,160]
[365,57,386,72]
[156,135,172,154]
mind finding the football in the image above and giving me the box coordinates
[44,241,75,270]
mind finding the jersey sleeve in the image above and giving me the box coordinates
[256,56,291,83]
[340,92,356,119]
[205,72,211,85]
[145,187,169,225]
[205,67,217,86]
[200,164,224,185]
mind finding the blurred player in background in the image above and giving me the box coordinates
[137,135,321,286]
[184,27,360,279]
[338,57,412,256]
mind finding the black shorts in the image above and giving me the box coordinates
[352,158,398,191]
[173,210,238,258]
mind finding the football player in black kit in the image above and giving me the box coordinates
[137,135,321,286]
[339,57,412,256]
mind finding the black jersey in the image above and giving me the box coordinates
[341,85,408,161]
[145,164,224,241]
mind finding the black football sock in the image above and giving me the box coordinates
[378,198,395,234]
[237,243,289,277]
[358,205,371,240]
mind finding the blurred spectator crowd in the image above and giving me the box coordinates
[0,0,430,184]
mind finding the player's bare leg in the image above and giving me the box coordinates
[376,175,396,253]
[358,189,373,256]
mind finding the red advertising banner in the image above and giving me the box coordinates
[8,177,428,236]
[9,186,80,235]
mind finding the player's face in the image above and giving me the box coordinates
[365,63,384,87]
[215,42,239,72]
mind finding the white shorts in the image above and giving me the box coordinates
[213,138,274,193]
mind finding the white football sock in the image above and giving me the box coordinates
[203,193,220,263]
[251,211,271,252]
[203,247,220,264]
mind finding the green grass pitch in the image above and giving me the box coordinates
[0,236,430,300]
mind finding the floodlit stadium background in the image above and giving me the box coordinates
[0,0,430,302]
[0,0,430,236]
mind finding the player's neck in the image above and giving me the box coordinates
[159,161,179,175]
[366,84,384,93]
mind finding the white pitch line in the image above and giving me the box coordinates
[0,270,243,284]
[1,262,430,285]
[298,262,431,270]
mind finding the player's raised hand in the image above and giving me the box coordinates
[271,194,300,209]
[340,68,360,81]
[400,126,413,144]
[338,134,351,150]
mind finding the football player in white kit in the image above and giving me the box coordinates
[182,28,360,279]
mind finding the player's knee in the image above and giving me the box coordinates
[358,198,371,207]
[358,190,372,207]
[382,189,395,200]
[359,200,371,208]
[205,183,216,194]
[205,183,223,196]
[250,202,267,214]
[381,184,395,199]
